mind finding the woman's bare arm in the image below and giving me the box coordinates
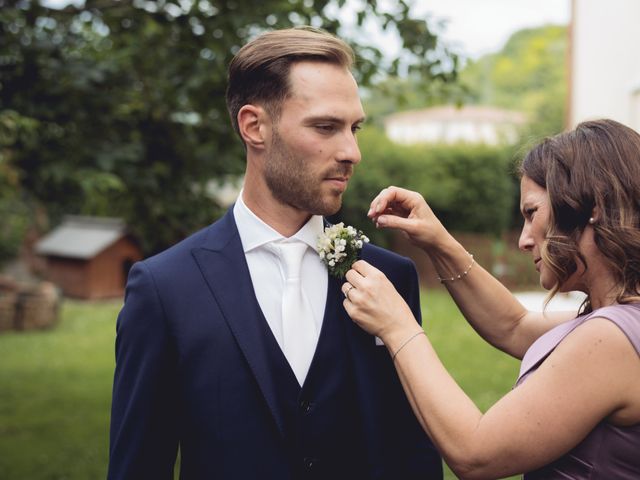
[368,186,574,358]
[343,261,640,479]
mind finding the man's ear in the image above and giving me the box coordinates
[237,105,269,149]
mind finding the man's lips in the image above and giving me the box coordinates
[325,177,349,188]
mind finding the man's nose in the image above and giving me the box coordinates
[336,130,361,165]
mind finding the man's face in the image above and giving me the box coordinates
[263,61,365,216]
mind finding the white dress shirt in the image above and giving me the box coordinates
[233,192,328,356]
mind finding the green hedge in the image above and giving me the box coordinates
[340,126,517,247]
[0,194,30,266]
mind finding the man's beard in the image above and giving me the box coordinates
[264,129,352,216]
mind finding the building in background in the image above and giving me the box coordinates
[35,216,142,299]
[384,105,526,145]
[569,0,640,130]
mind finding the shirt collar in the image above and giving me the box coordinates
[233,190,324,253]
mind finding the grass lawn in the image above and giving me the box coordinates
[0,290,520,479]
[423,289,520,480]
[0,300,121,480]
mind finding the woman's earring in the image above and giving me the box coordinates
[588,217,596,225]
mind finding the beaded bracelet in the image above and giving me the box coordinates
[437,253,475,283]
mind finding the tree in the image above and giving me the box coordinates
[361,73,467,127]
[363,25,567,139]
[459,25,567,139]
[0,110,36,265]
[0,0,459,254]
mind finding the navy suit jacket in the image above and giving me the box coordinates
[108,208,442,479]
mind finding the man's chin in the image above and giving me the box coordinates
[308,200,342,217]
[314,205,341,217]
[289,190,343,217]
[320,193,344,216]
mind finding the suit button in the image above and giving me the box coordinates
[299,399,313,414]
[303,457,318,470]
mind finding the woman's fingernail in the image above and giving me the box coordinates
[377,216,386,226]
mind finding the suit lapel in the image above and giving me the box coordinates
[191,209,288,438]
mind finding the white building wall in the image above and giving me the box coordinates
[571,0,640,130]
[386,119,519,145]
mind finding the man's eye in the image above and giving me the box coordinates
[316,125,335,132]
[352,124,362,133]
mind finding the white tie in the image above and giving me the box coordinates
[276,242,318,386]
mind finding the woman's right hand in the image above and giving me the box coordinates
[367,186,451,252]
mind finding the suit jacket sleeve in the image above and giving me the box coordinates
[386,257,443,479]
[107,262,179,480]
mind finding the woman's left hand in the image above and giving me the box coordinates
[342,260,422,345]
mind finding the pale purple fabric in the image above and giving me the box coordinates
[516,303,640,479]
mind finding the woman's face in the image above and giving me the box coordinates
[518,175,556,290]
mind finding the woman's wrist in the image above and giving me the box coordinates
[421,230,459,257]
[382,324,425,357]
[390,330,426,361]
[425,238,472,281]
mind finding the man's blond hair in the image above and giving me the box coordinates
[226,27,355,140]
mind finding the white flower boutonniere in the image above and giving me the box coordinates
[317,222,369,278]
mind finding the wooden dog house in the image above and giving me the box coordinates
[35,216,142,299]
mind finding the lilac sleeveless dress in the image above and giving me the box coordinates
[516,303,640,479]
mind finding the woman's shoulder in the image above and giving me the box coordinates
[587,303,640,356]
[518,303,640,383]
[590,302,640,318]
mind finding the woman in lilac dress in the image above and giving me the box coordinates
[342,119,640,479]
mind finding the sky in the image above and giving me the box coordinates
[42,0,571,60]
[337,0,571,62]
[414,0,570,59]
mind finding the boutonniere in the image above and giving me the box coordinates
[317,222,369,278]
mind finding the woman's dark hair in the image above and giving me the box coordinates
[520,119,640,312]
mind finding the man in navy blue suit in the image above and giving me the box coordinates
[108,27,442,479]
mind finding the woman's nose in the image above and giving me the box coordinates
[518,223,533,252]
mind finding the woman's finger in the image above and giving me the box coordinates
[341,282,354,299]
[342,295,356,318]
[368,186,422,219]
[345,267,365,290]
[368,186,404,216]
[368,189,389,217]
[375,213,416,232]
[350,259,379,279]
